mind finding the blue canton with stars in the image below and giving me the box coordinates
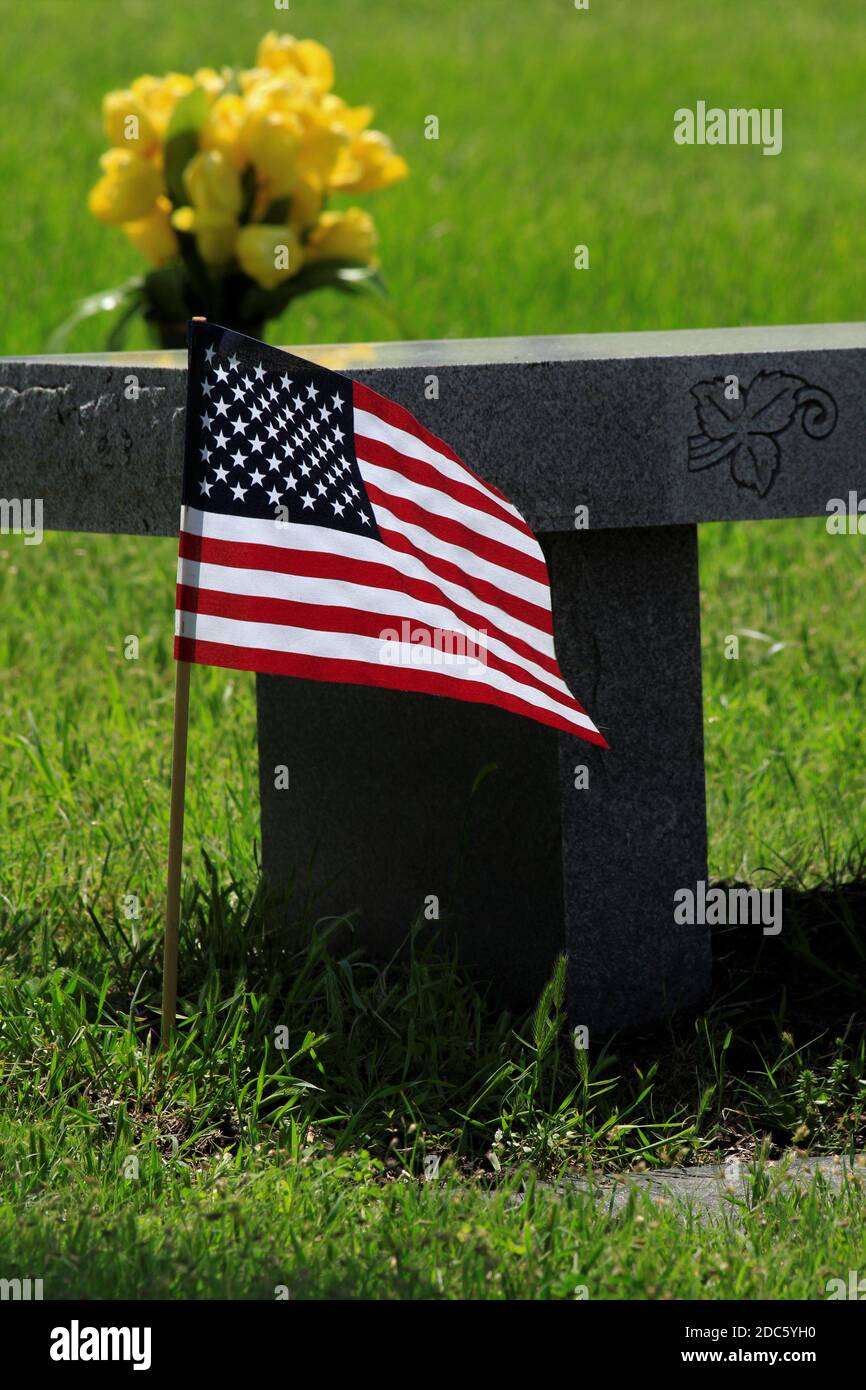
[182,321,379,540]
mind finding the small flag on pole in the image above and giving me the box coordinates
[175,320,607,746]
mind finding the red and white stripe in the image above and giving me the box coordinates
[175,378,607,745]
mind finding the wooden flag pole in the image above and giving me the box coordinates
[161,657,191,1040]
[160,315,204,1044]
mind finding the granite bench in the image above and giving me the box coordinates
[1,322,863,1032]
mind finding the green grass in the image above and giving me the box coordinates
[0,0,864,354]
[1,0,865,1299]
[0,885,865,1297]
[4,1145,866,1300]
[700,518,866,881]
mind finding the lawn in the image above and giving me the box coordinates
[0,0,864,1300]
[1,0,865,353]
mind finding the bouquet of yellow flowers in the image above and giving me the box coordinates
[53,31,407,348]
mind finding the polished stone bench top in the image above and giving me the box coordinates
[2,322,863,535]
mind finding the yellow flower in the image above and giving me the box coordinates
[102,89,158,155]
[241,72,315,127]
[306,208,378,265]
[236,224,303,289]
[183,148,242,215]
[192,67,228,102]
[244,69,318,114]
[88,148,163,224]
[256,31,334,92]
[244,109,303,195]
[331,130,408,193]
[320,94,374,136]
[238,65,274,95]
[130,72,197,138]
[122,195,178,266]
[241,75,349,197]
[89,37,405,302]
[171,150,242,265]
[239,74,316,195]
[290,176,324,232]
[172,205,238,266]
[201,93,249,170]
[295,111,347,191]
[248,173,321,230]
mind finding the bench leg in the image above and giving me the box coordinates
[546,524,711,1034]
[255,521,711,1031]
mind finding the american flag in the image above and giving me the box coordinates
[175,321,607,746]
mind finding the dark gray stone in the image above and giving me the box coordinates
[256,671,565,1006]
[0,363,186,537]
[573,1153,866,1217]
[547,526,710,1033]
[2,323,863,535]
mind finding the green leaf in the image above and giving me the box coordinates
[239,260,382,322]
[106,294,146,351]
[44,279,144,352]
[239,260,413,337]
[165,84,210,143]
[163,86,210,206]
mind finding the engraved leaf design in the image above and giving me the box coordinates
[729,434,781,497]
[690,380,745,440]
[688,369,836,498]
[740,371,803,434]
